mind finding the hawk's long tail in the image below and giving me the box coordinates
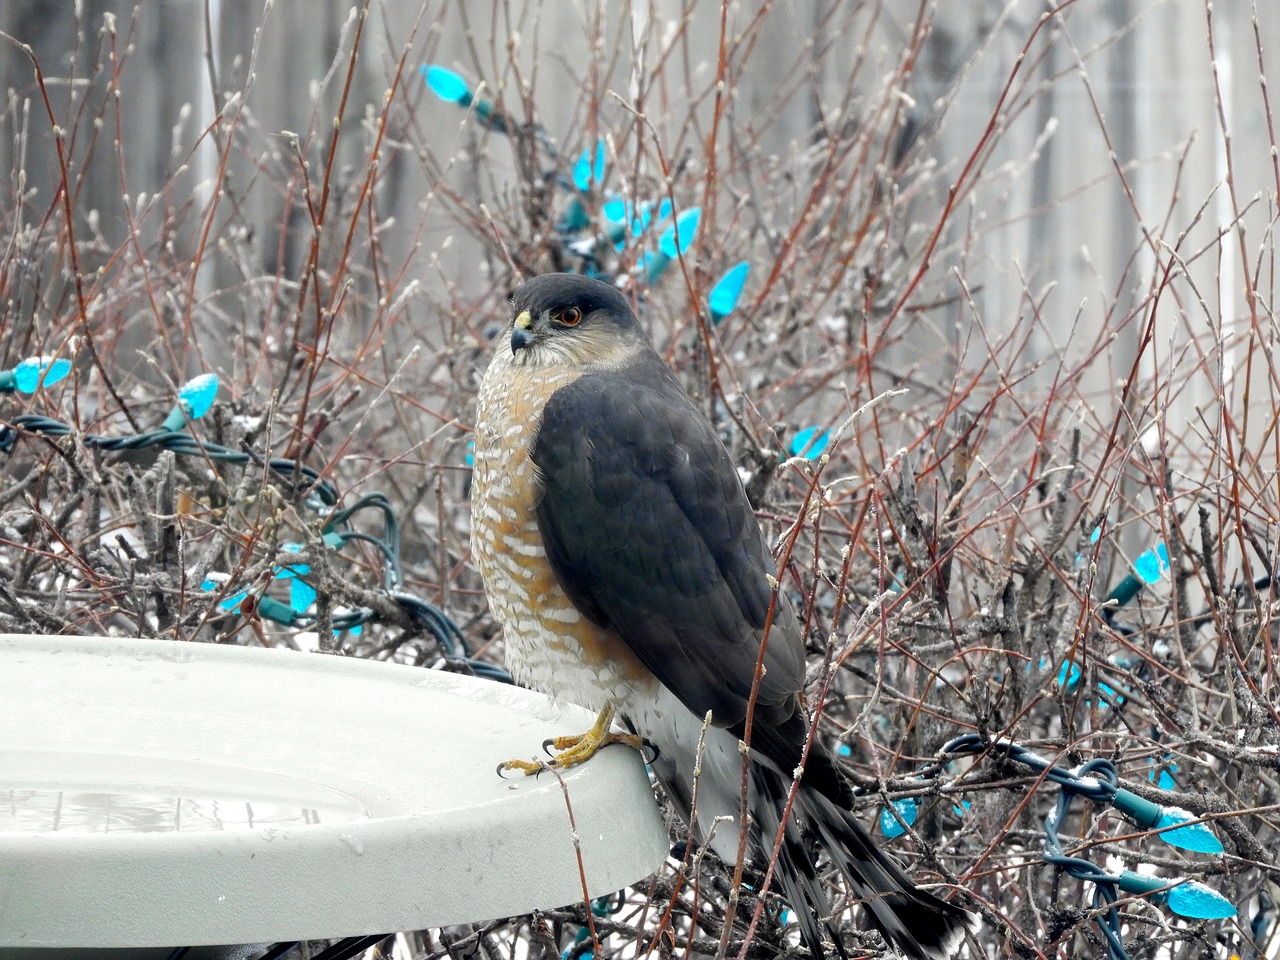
[750,762,976,960]
[625,692,974,958]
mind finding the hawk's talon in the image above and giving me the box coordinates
[497,757,551,778]
[497,705,650,778]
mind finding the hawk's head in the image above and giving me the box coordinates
[506,274,649,368]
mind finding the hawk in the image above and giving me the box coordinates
[470,273,973,959]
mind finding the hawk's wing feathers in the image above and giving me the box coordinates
[531,355,804,729]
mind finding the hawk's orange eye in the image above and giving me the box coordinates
[558,307,582,326]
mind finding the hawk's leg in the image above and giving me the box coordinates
[498,705,649,777]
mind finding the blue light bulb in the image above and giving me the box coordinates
[573,139,607,191]
[274,543,310,581]
[643,250,670,283]
[422,65,470,104]
[1117,871,1235,919]
[1166,880,1235,919]
[602,198,628,223]
[1074,524,1102,567]
[163,373,218,431]
[659,207,701,258]
[631,203,651,236]
[1112,788,1224,854]
[790,426,830,459]
[1056,659,1081,689]
[625,197,672,238]
[1154,807,1224,855]
[1133,542,1169,584]
[14,356,72,393]
[709,261,750,321]
[290,577,317,613]
[179,373,219,419]
[879,798,918,838]
[1149,759,1179,791]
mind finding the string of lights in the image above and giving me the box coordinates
[0,362,503,680]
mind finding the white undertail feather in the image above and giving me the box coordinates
[621,684,751,861]
[622,686,977,960]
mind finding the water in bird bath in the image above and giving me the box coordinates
[0,749,370,834]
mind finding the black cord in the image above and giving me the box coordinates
[0,410,509,680]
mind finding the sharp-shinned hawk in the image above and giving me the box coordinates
[470,273,973,959]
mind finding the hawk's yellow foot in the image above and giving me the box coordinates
[498,705,650,777]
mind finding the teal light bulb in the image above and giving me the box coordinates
[659,207,701,258]
[422,65,470,104]
[709,261,750,321]
[1154,807,1224,855]
[644,250,671,283]
[290,577,317,613]
[14,356,72,393]
[179,373,219,419]
[1166,880,1235,919]
[879,798,918,839]
[573,139,607,191]
[1133,542,1169,584]
[790,426,830,459]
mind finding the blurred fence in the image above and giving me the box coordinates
[3,1,1276,420]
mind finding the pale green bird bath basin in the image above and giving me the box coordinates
[0,634,668,958]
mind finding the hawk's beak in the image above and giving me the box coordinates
[511,311,535,354]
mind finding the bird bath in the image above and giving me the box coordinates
[0,634,668,957]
